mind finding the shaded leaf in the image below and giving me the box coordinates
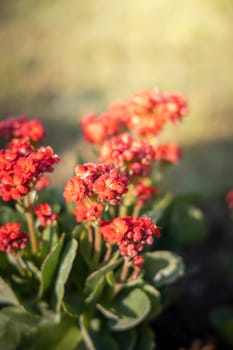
[40,234,65,296]
[170,203,207,245]
[98,288,151,331]
[54,238,78,312]
[142,284,161,320]
[144,251,184,288]
[84,252,122,295]
[85,277,105,304]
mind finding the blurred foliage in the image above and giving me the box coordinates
[0,0,233,194]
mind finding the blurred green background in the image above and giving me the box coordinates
[0,0,233,196]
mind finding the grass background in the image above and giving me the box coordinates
[0,0,233,196]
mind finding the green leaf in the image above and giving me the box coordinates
[0,306,41,349]
[33,315,82,350]
[98,288,151,331]
[115,329,137,350]
[63,291,84,317]
[40,234,65,297]
[135,325,155,350]
[85,277,105,304]
[79,314,96,350]
[143,251,184,288]
[170,203,207,245]
[79,315,119,350]
[38,224,59,261]
[142,284,161,320]
[54,238,78,313]
[0,306,82,350]
[84,252,122,296]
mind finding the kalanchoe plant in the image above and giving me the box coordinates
[0,89,188,349]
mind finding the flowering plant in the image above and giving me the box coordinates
[0,90,193,349]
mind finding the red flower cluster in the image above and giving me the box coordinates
[0,140,60,201]
[63,163,128,222]
[73,200,104,222]
[99,133,155,178]
[0,223,28,253]
[127,89,188,136]
[133,181,158,206]
[81,89,188,142]
[226,190,233,210]
[0,115,45,142]
[100,216,160,266]
[155,144,181,164]
[81,107,126,144]
[34,203,57,227]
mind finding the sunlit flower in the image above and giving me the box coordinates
[155,144,181,164]
[99,133,155,178]
[0,115,45,142]
[34,203,57,227]
[100,216,160,267]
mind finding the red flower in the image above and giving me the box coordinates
[126,89,188,136]
[100,217,128,243]
[99,133,155,178]
[0,222,28,253]
[73,200,104,222]
[0,140,60,202]
[34,203,57,227]
[81,109,126,144]
[63,163,128,206]
[133,181,158,206]
[100,216,160,268]
[155,144,181,164]
[63,177,87,202]
[0,115,45,142]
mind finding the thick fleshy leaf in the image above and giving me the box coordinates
[40,234,65,297]
[2,260,42,313]
[54,238,78,312]
[63,291,84,317]
[33,315,82,350]
[0,306,41,349]
[79,314,96,350]
[85,277,105,304]
[142,284,161,320]
[79,229,93,267]
[135,325,155,350]
[79,315,119,350]
[170,203,207,245]
[98,288,151,331]
[84,252,122,296]
[115,329,137,350]
[0,306,82,350]
[143,251,184,288]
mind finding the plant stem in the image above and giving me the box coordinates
[87,225,93,246]
[132,204,141,218]
[119,204,127,217]
[103,243,112,262]
[24,194,38,255]
[119,256,130,282]
[93,226,102,264]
